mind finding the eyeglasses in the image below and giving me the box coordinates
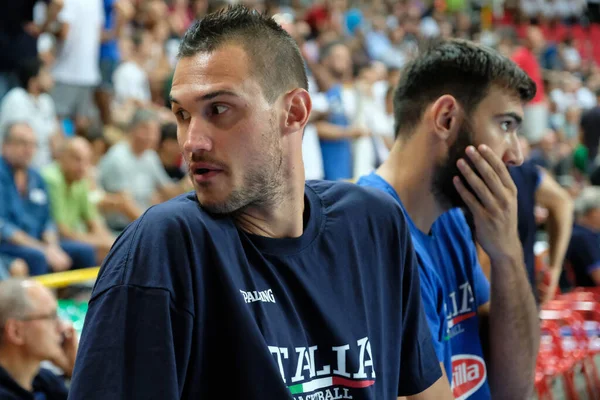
[19,310,59,323]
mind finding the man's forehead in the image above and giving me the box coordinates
[172,45,251,86]
[475,87,525,119]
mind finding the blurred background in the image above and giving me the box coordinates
[1,0,600,398]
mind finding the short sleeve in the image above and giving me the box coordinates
[398,230,443,396]
[471,245,491,307]
[42,172,68,226]
[98,152,126,193]
[418,265,448,363]
[68,210,195,400]
[80,182,99,222]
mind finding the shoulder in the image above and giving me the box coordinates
[307,179,401,217]
[307,180,407,241]
[33,368,68,392]
[41,163,60,183]
[91,192,238,311]
[100,141,127,163]
[436,208,473,239]
[1,88,28,105]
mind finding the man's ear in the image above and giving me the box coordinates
[3,319,26,346]
[429,95,462,141]
[281,88,312,135]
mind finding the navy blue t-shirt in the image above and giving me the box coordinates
[565,224,600,287]
[0,365,68,400]
[509,160,543,300]
[68,181,441,400]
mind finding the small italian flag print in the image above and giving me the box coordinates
[288,376,375,395]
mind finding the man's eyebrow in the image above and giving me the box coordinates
[494,112,523,125]
[169,90,240,106]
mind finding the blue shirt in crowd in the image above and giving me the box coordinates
[357,172,492,400]
[68,181,441,399]
[100,0,119,62]
[320,84,352,181]
[0,157,54,242]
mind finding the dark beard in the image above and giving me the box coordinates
[431,124,483,212]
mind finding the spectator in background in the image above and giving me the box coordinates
[507,160,573,304]
[113,29,153,108]
[511,26,548,144]
[0,123,97,276]
[0,58,62,168]
[0,279,77,400]
[0,0,63,99]
[96,0,135,126]
[158,123,185,182]
[51,0,132,135]
[564,186,600,287]
[580,88,600,168]
[0,256,28,280]
[42,138,114,265]
[314,41,368,180]
[98,109,189,231]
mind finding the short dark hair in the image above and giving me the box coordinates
[178,4,308,103]
[160,122,178,144]
[17,58,43,89]
[393,39,536,138]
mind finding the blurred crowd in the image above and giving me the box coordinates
[0,0,599,295]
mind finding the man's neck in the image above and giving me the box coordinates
[377,141,444,233]
[0,349,40,392]
[128,140,146,157]
[234,176,305,239]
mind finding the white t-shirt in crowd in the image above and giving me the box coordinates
[52,0,104,86]
[0,88,59,168]
[113,61,152,104]
[98,141,172,228]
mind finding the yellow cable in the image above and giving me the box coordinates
[33,267,100,289]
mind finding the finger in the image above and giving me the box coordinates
[457,159,497,210]
[453,176,485,216]
[465,146,505,197]
[478,145,516,191]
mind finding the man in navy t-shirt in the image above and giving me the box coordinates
[358,40,540,400]
[67,6,451,400]
[564,187,600,287]
[508,161,573,304]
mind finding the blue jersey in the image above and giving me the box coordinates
[357,173,492,400]
[320,84,352,181]
[68,181,441,399]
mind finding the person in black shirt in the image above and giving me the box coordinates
[564,187,600,287]
[68,6,451,400]
[0,279,77,400]
[509,160,573,304]
[158,122,186,182]
[0,0,63,99]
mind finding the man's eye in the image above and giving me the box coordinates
[175,109,190,121]
[210,105,229,115]
[500,121,513,132]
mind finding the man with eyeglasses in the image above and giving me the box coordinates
[0,279,77,399]
[0,122,97,275]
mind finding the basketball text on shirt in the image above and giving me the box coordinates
[269,336,376,399]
